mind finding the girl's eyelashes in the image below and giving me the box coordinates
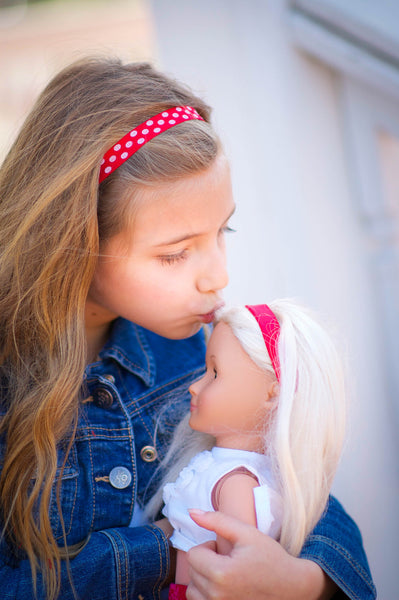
[158,250,187,266]
[158,226,235,265]
[220,225,236,235]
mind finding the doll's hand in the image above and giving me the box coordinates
[154,517,174,540]
[186,510,338,600]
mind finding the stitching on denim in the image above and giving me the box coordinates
[52,473,78,540]
[304,534,376,590]
[126,367,205,412]
[305,555,357,599]
[144,525,170,597]
[74,434,131,442]
[136,326,155,374]
[118,369,153,441]
[74,427,131,441]
[87,433,96,531]
[126,367,204,406]
[126,407,136,524]
[102,531,123,600]
[52,445,79,540]
[76,427,129,433]
[76,426,129,433]
[111,530,129,599]
[106,347,152,379]
[104,323,156,382]
[63,467,78,537]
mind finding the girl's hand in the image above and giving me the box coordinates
[186,510,338,600]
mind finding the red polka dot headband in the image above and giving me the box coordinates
[99,105,204,183]
[246,304,281,381]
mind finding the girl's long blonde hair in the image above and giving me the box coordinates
[0,57,220,598]
[146,300,346,557]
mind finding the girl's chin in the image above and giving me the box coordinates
[169,322,204,340]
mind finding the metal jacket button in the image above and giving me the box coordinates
[140,446,158,462]
[94,387,113,409]
[103,374,115,384]
[109,466,132,489]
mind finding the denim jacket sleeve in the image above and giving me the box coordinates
[300,495,376,600]
[0,524,170,599]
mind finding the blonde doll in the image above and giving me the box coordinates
[154,301,346,599]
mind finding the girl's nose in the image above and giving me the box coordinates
[196,245,229,293]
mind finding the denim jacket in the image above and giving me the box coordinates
[0,318,376,599]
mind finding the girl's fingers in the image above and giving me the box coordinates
[188,509,254,547]
[188,541,223,578]
[186,571,211,600]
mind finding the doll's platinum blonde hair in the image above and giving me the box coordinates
[147,299,347,557]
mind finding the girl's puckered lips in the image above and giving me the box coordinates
[199,302,225,324]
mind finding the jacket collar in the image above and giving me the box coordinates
[98,318,156,387]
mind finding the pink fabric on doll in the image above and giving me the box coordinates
[168,583,187,599]
[246,304,281,381]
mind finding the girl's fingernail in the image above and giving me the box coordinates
[189,508,206,517]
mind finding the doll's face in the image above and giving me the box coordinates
[189,321,277,450]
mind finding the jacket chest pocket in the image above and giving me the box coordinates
[49,445,79,544]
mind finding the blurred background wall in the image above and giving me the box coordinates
[0,0,156,157]
[1,0,398,598]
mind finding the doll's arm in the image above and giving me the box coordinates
[172,471,259,584]
[213,471,259,555]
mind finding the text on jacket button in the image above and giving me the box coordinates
[109,466,132,489]
[94,387,113,409]
[140,446,158,462]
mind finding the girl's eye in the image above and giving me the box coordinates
[158,250,187,266]
[213,368,217,379]
[219,225,236,235]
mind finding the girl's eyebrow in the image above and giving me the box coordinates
[155,205,236,247]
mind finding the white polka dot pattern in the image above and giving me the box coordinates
[99,105,204,183]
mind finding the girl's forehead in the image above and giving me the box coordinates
[130,157,234,246]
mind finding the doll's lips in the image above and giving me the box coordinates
[199,302,225,324]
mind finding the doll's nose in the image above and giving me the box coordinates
[189,376,202,396]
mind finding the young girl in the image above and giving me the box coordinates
[0,57,375,600]
[151,301,346,599]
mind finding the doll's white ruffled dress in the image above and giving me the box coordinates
[163,446,283,552]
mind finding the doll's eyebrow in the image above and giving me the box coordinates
[155,205,236,247]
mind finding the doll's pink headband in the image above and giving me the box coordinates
[246,304,281,381]
[99,105,204,183]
